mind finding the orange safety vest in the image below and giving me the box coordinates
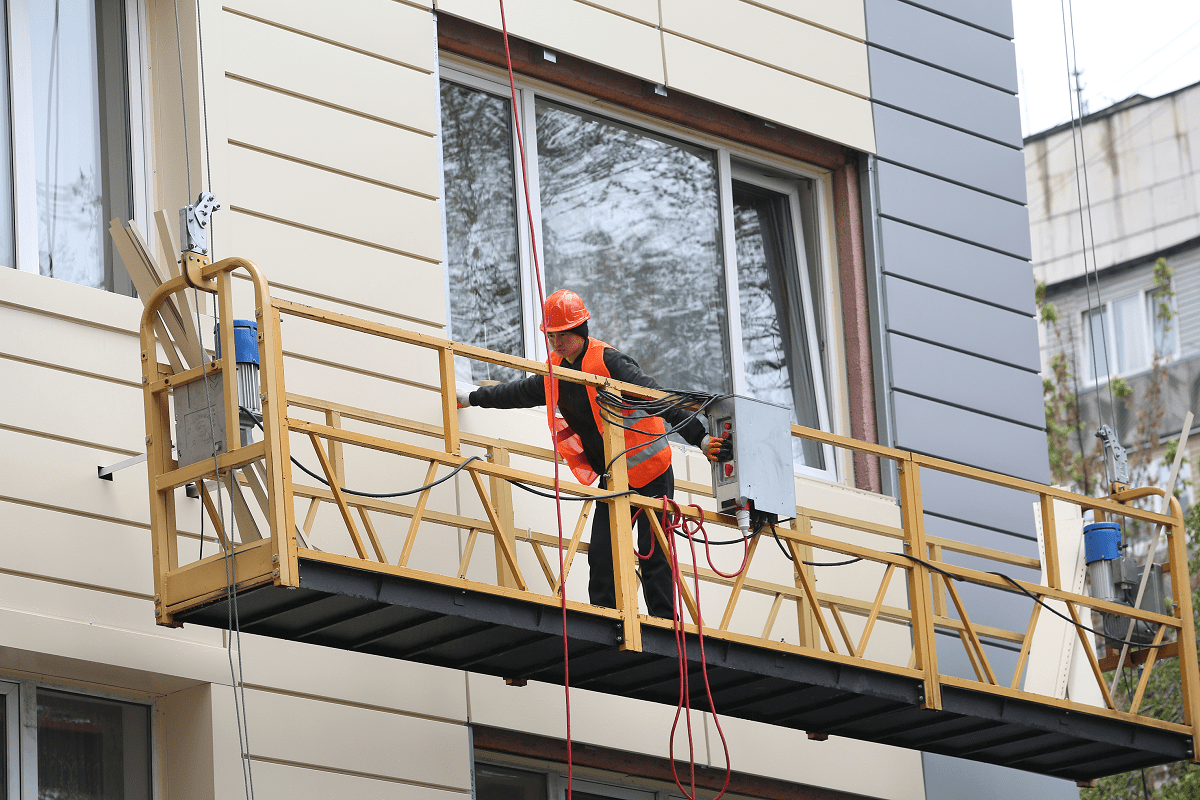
[544,338,672,488]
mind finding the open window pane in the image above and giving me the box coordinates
[31,0,133,293]
[535,99,731,394]
[441,80,524,383]
[733,183,824,469]
[37,690,151,800]
[1112,294,1148,374]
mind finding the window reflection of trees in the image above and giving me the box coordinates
[536,101,731,394]
[440,82,525,383]
[733,186,824,469]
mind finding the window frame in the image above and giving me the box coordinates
[0,678,155,800]
[1080,287,1180,385]
[439,60,844,482]
[5,0,151,287]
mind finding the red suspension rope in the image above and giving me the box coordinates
[496,3,573,796]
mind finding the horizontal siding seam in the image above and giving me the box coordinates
[871,98,1018,150]
[0,495,150,531]
[242,683,466,726]
[890,386,1044,432]
[873,154,1025,207]
[0,566,154,602]
[228,139,440,202]
[886,329,1040,374]
[221,7,434,75]
[888,0,1013,41]
[0,351,141,389]
[228,272,446,330]
[282,350,440,392]
[663,29,869,101]
[224,75,437,139]
[0,422,142,458]
[736,0,864,42]
[866,41,1016,95]
[570,0,658,28]
[246,754,471,794]
[228,205,442,265]
[0,299,138,339]
[879,269,1034,317]
[877,212,1031,261]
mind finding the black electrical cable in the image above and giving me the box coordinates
[509,480,639,502]
[896,552,1157,649]
[769,524,863,566]
[598,398,724,475]
[244,409,482,499]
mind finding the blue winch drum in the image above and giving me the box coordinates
[213,320,260,365]
[1083,521,1122,564]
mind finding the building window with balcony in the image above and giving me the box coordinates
[439,70,835,476]
[2,0,144,294]
[1082,289,1179,383]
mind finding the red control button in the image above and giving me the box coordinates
[723,463,734,478]
[723,422,731,431]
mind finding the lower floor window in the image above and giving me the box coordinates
[0,682,151,800]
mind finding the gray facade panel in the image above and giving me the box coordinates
[864,0,1018,92]
[873,105,1026,203]
[889,335,1044,427]
[893,392,1052,481]
[901,0,1015,39]
[921,469,1042,539]
[923,514,1038,559]
[879,218,1035,315]
[868,48,1022,147]
[884,276,1040,371]
[877,162,1032,259]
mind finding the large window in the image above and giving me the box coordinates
[1082,288,1179,383]
[2,0,141,294]
[440,69,834,475]
[0,682,152,799]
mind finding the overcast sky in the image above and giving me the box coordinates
[1012,0,1200,138]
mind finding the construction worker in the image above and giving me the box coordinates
[457,290,730,619]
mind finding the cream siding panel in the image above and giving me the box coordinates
[243,689,472,789]
[0,266,141,335]
[0,304,140,384]
[587,0,659,24]
[435,0,665,83]
[663,33,875,153]
[249,759,467,800]
[225,81,440,199]
[160,686,218,800]
[239,636,467,721]
[226,146,443,261]
[1,503,153,595]
[2,359,143,453]
[221,12,437,134]
[225,212,446,327]
[222,0,435,72]
[749,0,866,39]
[661,0,869,97]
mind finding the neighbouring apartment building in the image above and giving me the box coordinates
[0,2,1071,800]
[1030,80,1200,491]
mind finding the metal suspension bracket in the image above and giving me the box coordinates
[1096,424,1131,490]
[180,191,220,256]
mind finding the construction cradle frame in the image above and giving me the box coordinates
[133,244,1200,785]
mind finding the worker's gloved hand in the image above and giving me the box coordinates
[702,433,732,462]
[456,385,477,409]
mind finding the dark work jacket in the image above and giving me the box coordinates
[468,348,707,477]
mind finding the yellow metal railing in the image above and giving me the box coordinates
[139,254,1200,750]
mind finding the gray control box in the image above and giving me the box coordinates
[706,395,796,520]
[174,374,227,468]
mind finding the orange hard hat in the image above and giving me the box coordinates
[540,289,590,332]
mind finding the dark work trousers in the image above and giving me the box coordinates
[588,465,675,619]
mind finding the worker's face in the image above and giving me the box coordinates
[547,331,587,362]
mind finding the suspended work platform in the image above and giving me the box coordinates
[134,247,1200,785]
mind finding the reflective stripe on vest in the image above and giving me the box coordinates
[543,338,672,489]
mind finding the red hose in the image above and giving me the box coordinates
[496,4,573,796]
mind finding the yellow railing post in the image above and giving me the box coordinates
[600,387,642,652]
[489,445,520,589]
[440,344,460,456]
[1166,495,1200,761]
[898,457,941,709]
